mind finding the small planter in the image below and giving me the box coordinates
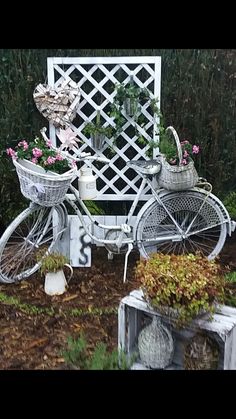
[44,264,73,296]
[123,97,139,117]
[91,132,105,149]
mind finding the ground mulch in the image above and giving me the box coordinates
[0,232,235,370]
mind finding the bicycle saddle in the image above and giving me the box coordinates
[127,159,161,175]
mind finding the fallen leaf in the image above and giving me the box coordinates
[56,358,65,363]
[26,338,48,350]
[62,294,78,302]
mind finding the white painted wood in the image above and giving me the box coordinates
[69,216,91,267]
[46,56,162,260]
[53,211,70,259]
[47,56,161,202]
[49,57,160,65]
[118,302,126,353]
[118,290,236,370]
[65,215,138,265]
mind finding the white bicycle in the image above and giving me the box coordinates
[0,129,235,284]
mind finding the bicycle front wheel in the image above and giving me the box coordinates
[136,190,227,259]
[0,204,66,283]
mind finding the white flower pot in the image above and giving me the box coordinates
[44,264,73,296]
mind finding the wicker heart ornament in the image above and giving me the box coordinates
[33,81,81,128]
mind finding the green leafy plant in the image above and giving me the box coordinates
[223,270,236,307]
[223,192,236,220]
[135,253,225,327]
[158,130,200,166]
[83,110,113,138]
[109,78,161,155]
[62,333,137,370]
[38,252,70,274]
[224,271,236,283]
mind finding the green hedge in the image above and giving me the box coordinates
[0,49,235,228]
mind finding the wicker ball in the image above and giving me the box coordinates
[138,316,174,369]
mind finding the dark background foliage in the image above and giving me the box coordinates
[0,49,235,229]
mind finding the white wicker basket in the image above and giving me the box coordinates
[158,126,199,191]
[13,159,76,207]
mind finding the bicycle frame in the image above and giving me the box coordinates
[1,129,234,285]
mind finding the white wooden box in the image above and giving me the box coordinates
[118,289,236,370]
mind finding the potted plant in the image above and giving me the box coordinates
[134,252,225,327]
[6,133,77,175]
[83,110,113,150]
[157,126,200,191]
[109,77,161,154]
[38,251,73,296]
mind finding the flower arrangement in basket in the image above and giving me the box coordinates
[157,126,200,191]
[6,128,78,207]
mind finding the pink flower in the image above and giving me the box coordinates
[45,156,56,165]
[18,140,29,151]
[192,145,200,154]
[31,158,38,164]
[17,140,28,151]
[6,148,17,159]
[183,150,189,158]
[32,147,43,158]
[181,159,188,165]
[55,154,63,161]
[46,140,53,147]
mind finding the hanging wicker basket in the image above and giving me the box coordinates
[157,126,199,191]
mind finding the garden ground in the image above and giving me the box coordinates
[0,232,236,370]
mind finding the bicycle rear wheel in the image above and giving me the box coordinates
[136,190,228,259]
[0,203,66,283]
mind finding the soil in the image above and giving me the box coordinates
[0,232,236,370]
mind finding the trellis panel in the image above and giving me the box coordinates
[47,56,161,201]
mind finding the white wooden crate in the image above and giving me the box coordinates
[118,289,236,370]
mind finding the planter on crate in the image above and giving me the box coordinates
[118,289,236,370]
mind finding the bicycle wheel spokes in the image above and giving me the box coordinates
[0,205,64,283]
[136,191,227,259]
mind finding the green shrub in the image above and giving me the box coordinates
[135,253,225,327]
[223,192,236,220]
[38,252,70,274]
[62,333,136,370]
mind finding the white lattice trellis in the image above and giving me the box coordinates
[47,56,161,201]
[47,56,161,266]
